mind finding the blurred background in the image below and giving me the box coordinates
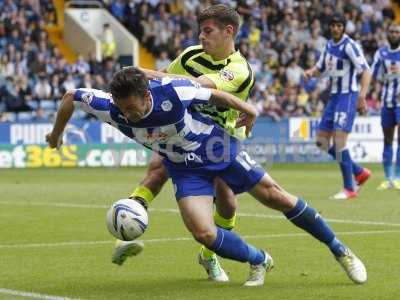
[0,0,398,168]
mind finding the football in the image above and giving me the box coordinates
[106,199,148,241]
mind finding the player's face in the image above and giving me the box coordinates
[388,25,400,47]
[114,91,151,123]
[330,23,344,41]
[199,19,232,56]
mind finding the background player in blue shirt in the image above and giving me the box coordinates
[304,13,372,200]
[372,22,400,190]
[47,67,367,286]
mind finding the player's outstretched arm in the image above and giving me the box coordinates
[208,89,257,136]
[45,90,75,149]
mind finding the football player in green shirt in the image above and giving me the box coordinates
[112,4,255,282]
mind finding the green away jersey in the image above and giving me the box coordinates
[166,45,255,139]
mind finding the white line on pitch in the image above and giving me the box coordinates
[0,230,399,249]
[1,200,400,228]
[0,288,79,300]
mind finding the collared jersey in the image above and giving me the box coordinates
[167,45,254,139]
[317,34,369,94]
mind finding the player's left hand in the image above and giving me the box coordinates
[357,97,367,115]
[46,132,63,149]
[236,112,256,137]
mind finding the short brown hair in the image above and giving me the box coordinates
[110,67,148,100]
[197,4,240,35]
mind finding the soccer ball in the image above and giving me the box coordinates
[106,199,148,241]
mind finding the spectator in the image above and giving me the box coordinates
[101,57,120,84]
[285,59,303,86]
[155,50,171,71]
[87,51,102,75]
[93,74,106,90]
[33,73,52,104]
[61,73,76,93]
[101,23,116,59]
[73,53,90,75]
[3,77,32,112]
[0,0,395,122]
[50,74,62,100]
[80,73,93,89]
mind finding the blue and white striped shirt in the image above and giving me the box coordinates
[372,46,400,108]
[72,78,238,168]
[317,34,369,94]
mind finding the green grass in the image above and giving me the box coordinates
[0,164,399,300]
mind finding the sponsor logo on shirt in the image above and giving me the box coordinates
[82,92,94,105]
[219,70,235,81]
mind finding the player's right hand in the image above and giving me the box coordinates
[357,99,367,115]
[46,132,62,149]
[236,111,256,137]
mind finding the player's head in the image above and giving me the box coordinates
[329,13,346,41]
[197,4,240,55]
[387,22,400,49]
[110,67,151,123]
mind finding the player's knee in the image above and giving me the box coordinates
[192,228,217,247]
[316,133,331,151]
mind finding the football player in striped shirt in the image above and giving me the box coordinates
[46,67,368,286]
[304,13,372,200]
[113,4,255,281]
[372,23,400,190]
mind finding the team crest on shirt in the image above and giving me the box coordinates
[81,92,94,105]
[161,100,172,111]
[219,70,234,81]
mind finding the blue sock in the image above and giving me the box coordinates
[337,149,355,191]
[210,227,265,265]
[285,198,347,257]
[328,145,363,177]
[383,143,393,180]
[396,144,400,179]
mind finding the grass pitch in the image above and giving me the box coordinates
[0,164,399,300]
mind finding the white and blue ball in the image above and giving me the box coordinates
[106,199,148,240]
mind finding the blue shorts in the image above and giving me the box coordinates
[165,151,265,200]
[318,92,358,133]
[381,106,400,128]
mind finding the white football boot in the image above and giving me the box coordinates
[336,248,367,284]
[112,240,144,265]
[244,251,274,287]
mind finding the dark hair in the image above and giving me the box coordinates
[109,67,148,99]
[330,13,346,27]
[197,4,240,35]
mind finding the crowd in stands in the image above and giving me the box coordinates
[0,0,395,122]
[0,0,121,122]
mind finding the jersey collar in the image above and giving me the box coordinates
[388,44,400,53]
[331,34,348,46]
